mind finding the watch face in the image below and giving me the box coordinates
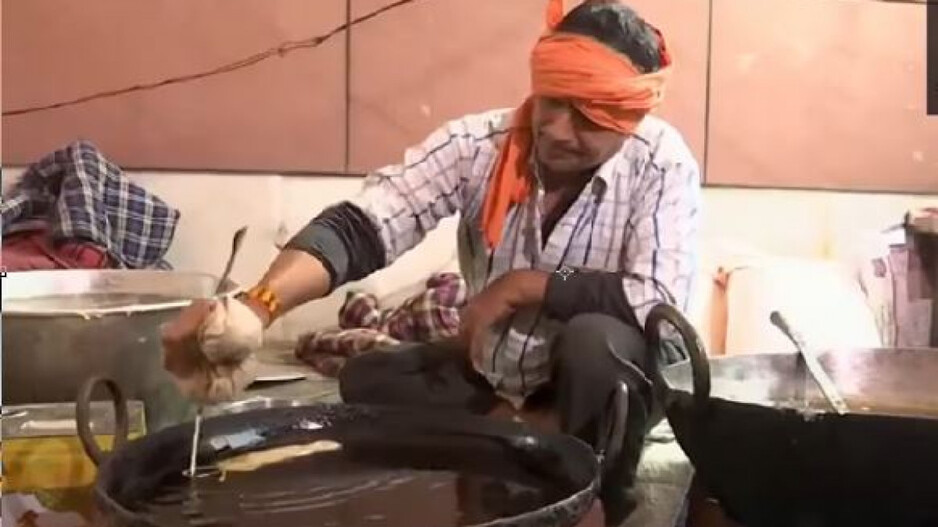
[555,265,575,281]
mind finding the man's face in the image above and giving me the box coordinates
[532,96,627,174]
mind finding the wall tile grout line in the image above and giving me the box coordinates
[344,0,353,172]
[702,0,715,185]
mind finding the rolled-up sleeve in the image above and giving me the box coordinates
[348,118,486,266]
[622,154,701,324]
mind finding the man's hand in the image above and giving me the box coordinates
[459,270,550,367]
[459,280,516,367]
[161,297,264,404]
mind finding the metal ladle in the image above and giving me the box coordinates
[770,311,849,415]
[186,225,248,479]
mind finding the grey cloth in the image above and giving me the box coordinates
[285,202,385,291]
[544,269,640,329]
[338,313,656,526]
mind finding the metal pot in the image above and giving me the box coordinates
[2,269,236,432]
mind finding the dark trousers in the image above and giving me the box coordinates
[338,313,655,526]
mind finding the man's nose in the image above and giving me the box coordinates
[541,108,575,139]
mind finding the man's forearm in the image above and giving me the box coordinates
[241,249,332,328]
[498,269,552,309]
[240,203,386,328]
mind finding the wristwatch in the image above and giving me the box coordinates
[555,265,576,281]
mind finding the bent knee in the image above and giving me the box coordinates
[556,313,648,368]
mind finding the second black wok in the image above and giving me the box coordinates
[646,303,938,527]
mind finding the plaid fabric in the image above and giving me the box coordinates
[295,273,467,377]
[348,109,701,404]
[2,228,114,271]
[1,141,180,269]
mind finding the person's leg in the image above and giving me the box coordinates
[338,340,499,414]
[551,313,655,526]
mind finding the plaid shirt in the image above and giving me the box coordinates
[296,273,467,377]
[350,109,701,405]
[1,141,180,269]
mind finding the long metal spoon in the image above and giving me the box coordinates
[770,311,849,415]
[187,226,248,479]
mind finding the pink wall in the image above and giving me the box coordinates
[2,0,936,192]
[2,0,348,172]
[707,0,936,192]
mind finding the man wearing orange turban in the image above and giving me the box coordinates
[163,1,700,523]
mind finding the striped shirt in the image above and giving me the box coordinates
[350,108,701,405]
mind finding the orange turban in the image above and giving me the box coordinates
[480,0,673,249]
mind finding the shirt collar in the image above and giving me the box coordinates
[594,116,657,189]
[529,149,616,193]
[592,153,618,190]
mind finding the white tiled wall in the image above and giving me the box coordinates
[3,167,935,341]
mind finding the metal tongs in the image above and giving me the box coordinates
[770,311,849,415]
[186,226,248,479]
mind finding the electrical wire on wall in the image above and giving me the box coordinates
[5,0,928,120]
[2,0,421,118]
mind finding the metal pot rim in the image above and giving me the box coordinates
[3,293,238,317]
[659,348,938,420]
[92,403,603,527]
[2,269,239,317]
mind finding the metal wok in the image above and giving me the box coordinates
[644,303,938,527]
[77,376,630,527]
